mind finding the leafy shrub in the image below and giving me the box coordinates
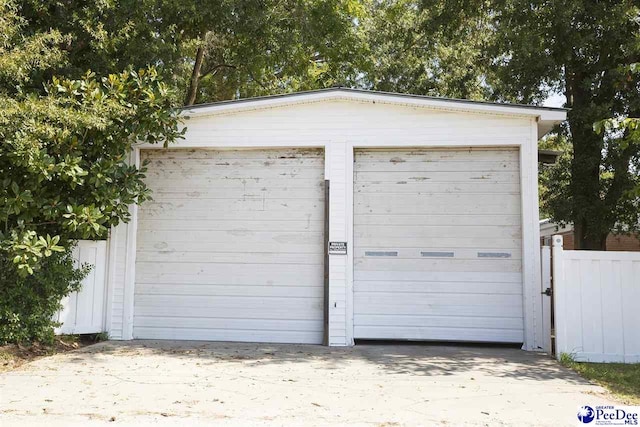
[0,245,90,344]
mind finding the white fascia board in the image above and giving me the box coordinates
[182,89,563,117]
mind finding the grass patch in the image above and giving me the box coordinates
[0,333,107,373]
[560,355,640,404]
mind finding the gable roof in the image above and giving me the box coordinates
[181,87,567,138]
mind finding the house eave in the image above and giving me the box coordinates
[180,88,567,138]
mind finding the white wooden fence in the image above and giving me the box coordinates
[552,235,640,363]
[54,240,108,335]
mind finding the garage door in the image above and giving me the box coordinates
[353,148,523,343]
[134,148,325,344]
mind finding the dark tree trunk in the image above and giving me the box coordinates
[184,45,205,106]
[565,68,608,251]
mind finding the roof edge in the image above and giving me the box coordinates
[181,87,568,114]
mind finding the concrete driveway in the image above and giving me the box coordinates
[0,341,616,426]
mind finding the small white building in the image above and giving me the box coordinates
[103,88,566,350]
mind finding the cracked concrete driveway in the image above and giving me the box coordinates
[0,341,617,426]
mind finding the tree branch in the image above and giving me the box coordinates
[199,63,236,80]
[184,45,206,106]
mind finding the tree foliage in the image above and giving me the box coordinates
[360,0,493,99]
[18,0,366,105]
[1,0,183,275]
[490,1,640,249]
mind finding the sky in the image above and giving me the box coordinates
[543,92,566,108]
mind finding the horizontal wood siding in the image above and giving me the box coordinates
[180,101,532,148]
[133,148,325,344]
[106,222,128,339]
[353,148,524,343]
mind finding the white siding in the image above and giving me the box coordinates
[180,101,532,148]
[106,222,128,339]
[106,96,547,347]
[353,148,524,343]
[132,148,325,344]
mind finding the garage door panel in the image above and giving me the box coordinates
[136,283,323,298]
[137,271,323,287]
[136,240,322,254]
[145,157,323,169]
[355,225,521,239]
[354,302,523,318]
[144,148,322,160]
[133,328,323,344]
[134,148,324,344]
[354,280,522,295]
[355,195,521,215]
[354,170,520,183]
[355,259,522,273]
[136,261,323,277]
[139,208,323,222]
[134,316,323,332]
[146,166,323,180]
[355,148,520,162]
[134,305,322,320]
[134,294,323,310]
[355,214,521,226]
[355,181,521,194]
[355,270,522,283]
[354,248,522,260]
[150,187,324,201]
[137,230,323,246]
[136,264,324,285]
[136,251,324,265]
[354,148,523,343]
[354,237,521,250]
[354,326,524,343]
[355,292,523,309]
[146,178,323,191]
[137,219,324,233]
[355,160,520,172]
[355,314,524,330]
[141,198,323,216]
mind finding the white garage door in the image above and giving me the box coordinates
[354,148,523,343]
[134,148,325,344]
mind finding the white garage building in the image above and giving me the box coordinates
[104,88,566,350]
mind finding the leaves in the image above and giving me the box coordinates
[1,231,64,276]
[0,3,184,275]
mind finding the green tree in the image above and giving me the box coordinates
[19,0,366,106]
[361,0,493,99]
[0,0,183,341]
[490,1,640,249]
[175,0,366,105]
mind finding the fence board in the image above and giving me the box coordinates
[55,240,108,335]
[552,235,640,363]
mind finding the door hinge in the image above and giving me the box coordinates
[542,287,552,297]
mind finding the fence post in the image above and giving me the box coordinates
[540,245,552,353]
[551,235,564,359]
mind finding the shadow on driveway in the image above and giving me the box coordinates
[73,339,584,383]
